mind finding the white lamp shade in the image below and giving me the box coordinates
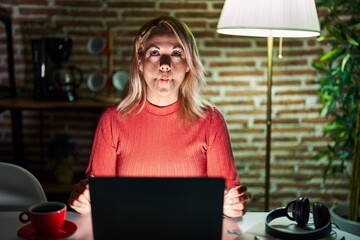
[217,0,320,38]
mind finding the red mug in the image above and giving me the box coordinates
[19,201,66,235]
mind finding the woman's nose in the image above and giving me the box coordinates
[160,64,170,72]
[159,55,171,72]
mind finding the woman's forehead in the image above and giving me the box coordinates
[144,35,183,49]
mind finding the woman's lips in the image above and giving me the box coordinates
[159,76,169,81]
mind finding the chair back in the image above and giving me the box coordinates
[0,162,47,211]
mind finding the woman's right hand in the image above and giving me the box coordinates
[68,178,91,214]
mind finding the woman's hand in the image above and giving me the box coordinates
[223,185,251,218]
[68,178,92,214]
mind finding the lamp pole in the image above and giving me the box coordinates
[265,35,274,212]
[216,0,320,213]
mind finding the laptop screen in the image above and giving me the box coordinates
[89,177,225,240]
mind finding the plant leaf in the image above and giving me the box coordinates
[312,62,326,71]
[353,22,360,29]
[341,53,351,72]
[346,35,359,46]
[320,46,344,62]
[317,35,331,42]
[325,25,344,42]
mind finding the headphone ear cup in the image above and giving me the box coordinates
[313,202,330,229]
[293,197,310,226]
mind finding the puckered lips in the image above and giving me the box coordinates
[159,75,170,82]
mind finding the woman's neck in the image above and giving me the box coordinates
[146,96,178,107]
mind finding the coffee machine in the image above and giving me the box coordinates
[31,37,83,101]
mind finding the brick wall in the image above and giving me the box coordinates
[0,0,350,211]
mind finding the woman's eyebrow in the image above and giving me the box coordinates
[146,44,160,50]
[173,44,184,50]
[146,43,183,50]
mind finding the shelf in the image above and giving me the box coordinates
[1,97,118,167]
[0,97,116,111]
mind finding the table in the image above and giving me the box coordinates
[0,211,358,239]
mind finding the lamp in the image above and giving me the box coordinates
[217,0,320,211]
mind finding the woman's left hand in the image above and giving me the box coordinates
[223,185,251,218]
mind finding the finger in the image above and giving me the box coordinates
[226,185,241,194]
[224,186,240,200]
[69,185,91,205]
[225,185,247,198]
[223,207,246,218]
[239,192,251,202]
[224,201,246,210]
[223,198,246,218]
[73,181,91,199]
[79,179,89,188]
[237,185,247,194]
[70,202,91,215]
[228,191,252,203]
[69,196,91,215]
[83,188,91,203]
[74,183,86,193]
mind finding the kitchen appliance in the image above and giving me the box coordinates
[31,37,83,101]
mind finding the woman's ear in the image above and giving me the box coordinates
[138,60,143,72]
[186,66,190,73]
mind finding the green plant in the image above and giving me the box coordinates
[313,0,360,222]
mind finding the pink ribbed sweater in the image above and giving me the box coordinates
[86,101,240,188]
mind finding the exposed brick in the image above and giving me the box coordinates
[225,90,265,97]
[215,100,254,106]
[205,41,251,48]
[207,80,250,86]
[19,7,67,15]
[108,1,154,8]
[68,10,118,18]
[54,0,101,7]
[122,11,169,18]
[7,0,47,4]
[159,2,207,10]
[219,70,263,77]
[227,51,267,57]
[175,12,220,19]
[273,69,318,76]
[0,0,350,212]
[265,59,308,67]
[209,61,255,68]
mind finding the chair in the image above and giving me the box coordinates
[0,162,47,211]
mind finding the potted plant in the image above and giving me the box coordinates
[312,0,360,235]
[47,134,79,184]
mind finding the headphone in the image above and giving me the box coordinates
[265,197,332,240]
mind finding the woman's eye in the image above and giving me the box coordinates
[149,50,159,56]
[172,50,182,57]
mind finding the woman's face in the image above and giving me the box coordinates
[139,35,189,106]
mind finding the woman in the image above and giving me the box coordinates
[69,16,250,217]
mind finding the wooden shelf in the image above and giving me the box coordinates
[1,97,118,167]
[0,97,116,111]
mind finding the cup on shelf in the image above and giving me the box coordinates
[87,72,108,92]
[19,201,67,236]
[112,71,129,92]
[87,36,107,55]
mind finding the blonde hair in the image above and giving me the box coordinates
[117,16,211,121]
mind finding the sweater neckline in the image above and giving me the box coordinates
[144,100,180,116]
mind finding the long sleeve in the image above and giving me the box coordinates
[86,107,118,177]
[206,108,240,189]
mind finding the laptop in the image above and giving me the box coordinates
[89,177,225,240]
